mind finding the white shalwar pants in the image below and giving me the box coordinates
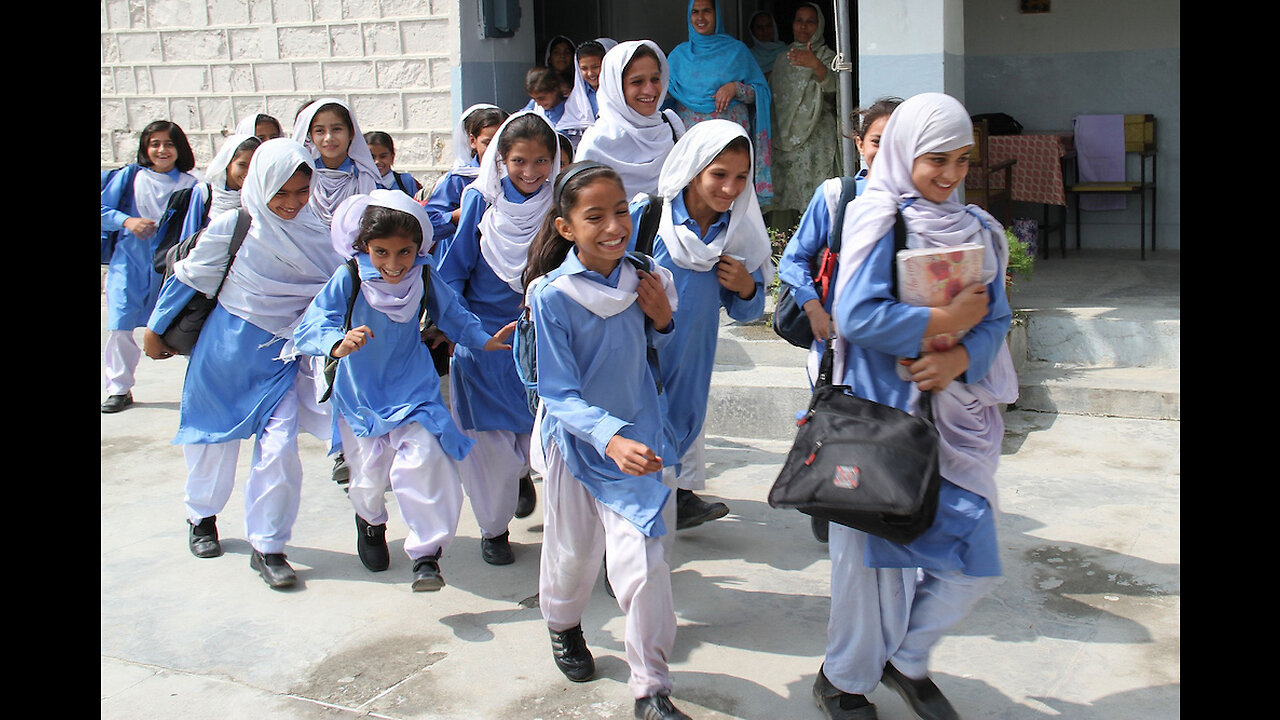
[674,429,706,492]
[449,376,530,540]
[182,364,331,555]
[822,523,995,693]
[103,329,141,396]
[338,418,464,560]
[538,438,676,700]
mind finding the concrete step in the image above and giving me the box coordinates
[704,306,1180,433]
[1022,306,1179,369]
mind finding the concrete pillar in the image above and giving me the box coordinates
[857,0,965,106]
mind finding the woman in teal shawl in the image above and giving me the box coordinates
[666,0,774,207]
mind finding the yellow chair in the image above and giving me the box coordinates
[967,119,1016,229]
[1065,114,1157,259]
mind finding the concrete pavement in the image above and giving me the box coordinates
[101,267,1179,719]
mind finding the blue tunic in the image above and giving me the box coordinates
[531,250,674,537]
[293,254,495,458]
[422,160,479,259]
[834,202,1010,577]
[101,165,196,330]
[628,192,766,469]
[435,179,538,434]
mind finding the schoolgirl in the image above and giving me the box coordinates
[814,92,1017,720]
[522,67,568,126]
[524,161,690,720]
[555,38,617,150]
[435,111,560,566]
[576,40,686,200]
[145,139,346,589]
[629,119,773,533]
[776,96,900,544]
[778,97,902,389]
[543,34,577,97]
[291,97,380,227]
[236,113,284,142]
[294,190,516,590]
[100,120,198,413]
[364,131,422,197]
[421,104,509,257]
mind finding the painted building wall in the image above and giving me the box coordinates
[101,0,459,187]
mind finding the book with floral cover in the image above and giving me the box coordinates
[896,242,985,354]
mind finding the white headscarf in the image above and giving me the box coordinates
[449,103,502,180]
[655,119,774,284]
[557,37,619,134]
[235,113,281,139]
[291,97,380,226]
[466,110,562,293]
[576,40,686,200]
[831,92,1017,501]
[134,166,196,222]
[211,138,344,342]
[204,133,254,216]
[329,190,435,324]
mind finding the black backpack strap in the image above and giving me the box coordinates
[660,112,678,144]
[417,263,432,324]
[829,176,859,254]
[635,194,663,256]
[624,251,664,396]
[212,208,253,298]
[888,208,907,300]
[341,257,361,333]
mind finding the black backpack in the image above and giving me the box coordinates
[772,176,859,348]
[159,208,252,355]
[152,184,211,274]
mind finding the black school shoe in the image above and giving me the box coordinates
[481,530,515,565]
[356,514,390,571]
[331,453,350,493]
[634,694,692,720]
[813,664,879,719]
[101,392,133,414]
[880,662,960,720]
[675,489,729,530]
[548,624,595,682]
[514,472,537,518]
[187,516,223,558]
[411,551,444,592]
[250,550,297,589]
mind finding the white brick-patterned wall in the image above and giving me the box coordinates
[101,0,460,189]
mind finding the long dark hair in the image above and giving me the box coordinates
[136,120,196,172]
[522,162,625,295]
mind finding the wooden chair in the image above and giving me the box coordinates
[967,119,1015,229]
[1065,114,1157,259]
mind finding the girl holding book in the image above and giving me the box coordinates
[815,92,1016,720]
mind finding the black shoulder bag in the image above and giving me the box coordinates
[767,210,943,545]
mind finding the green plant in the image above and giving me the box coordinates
[767,223,798,293]
[1004,228,1034,293]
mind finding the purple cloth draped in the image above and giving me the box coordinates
[1072,114,1126,211]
